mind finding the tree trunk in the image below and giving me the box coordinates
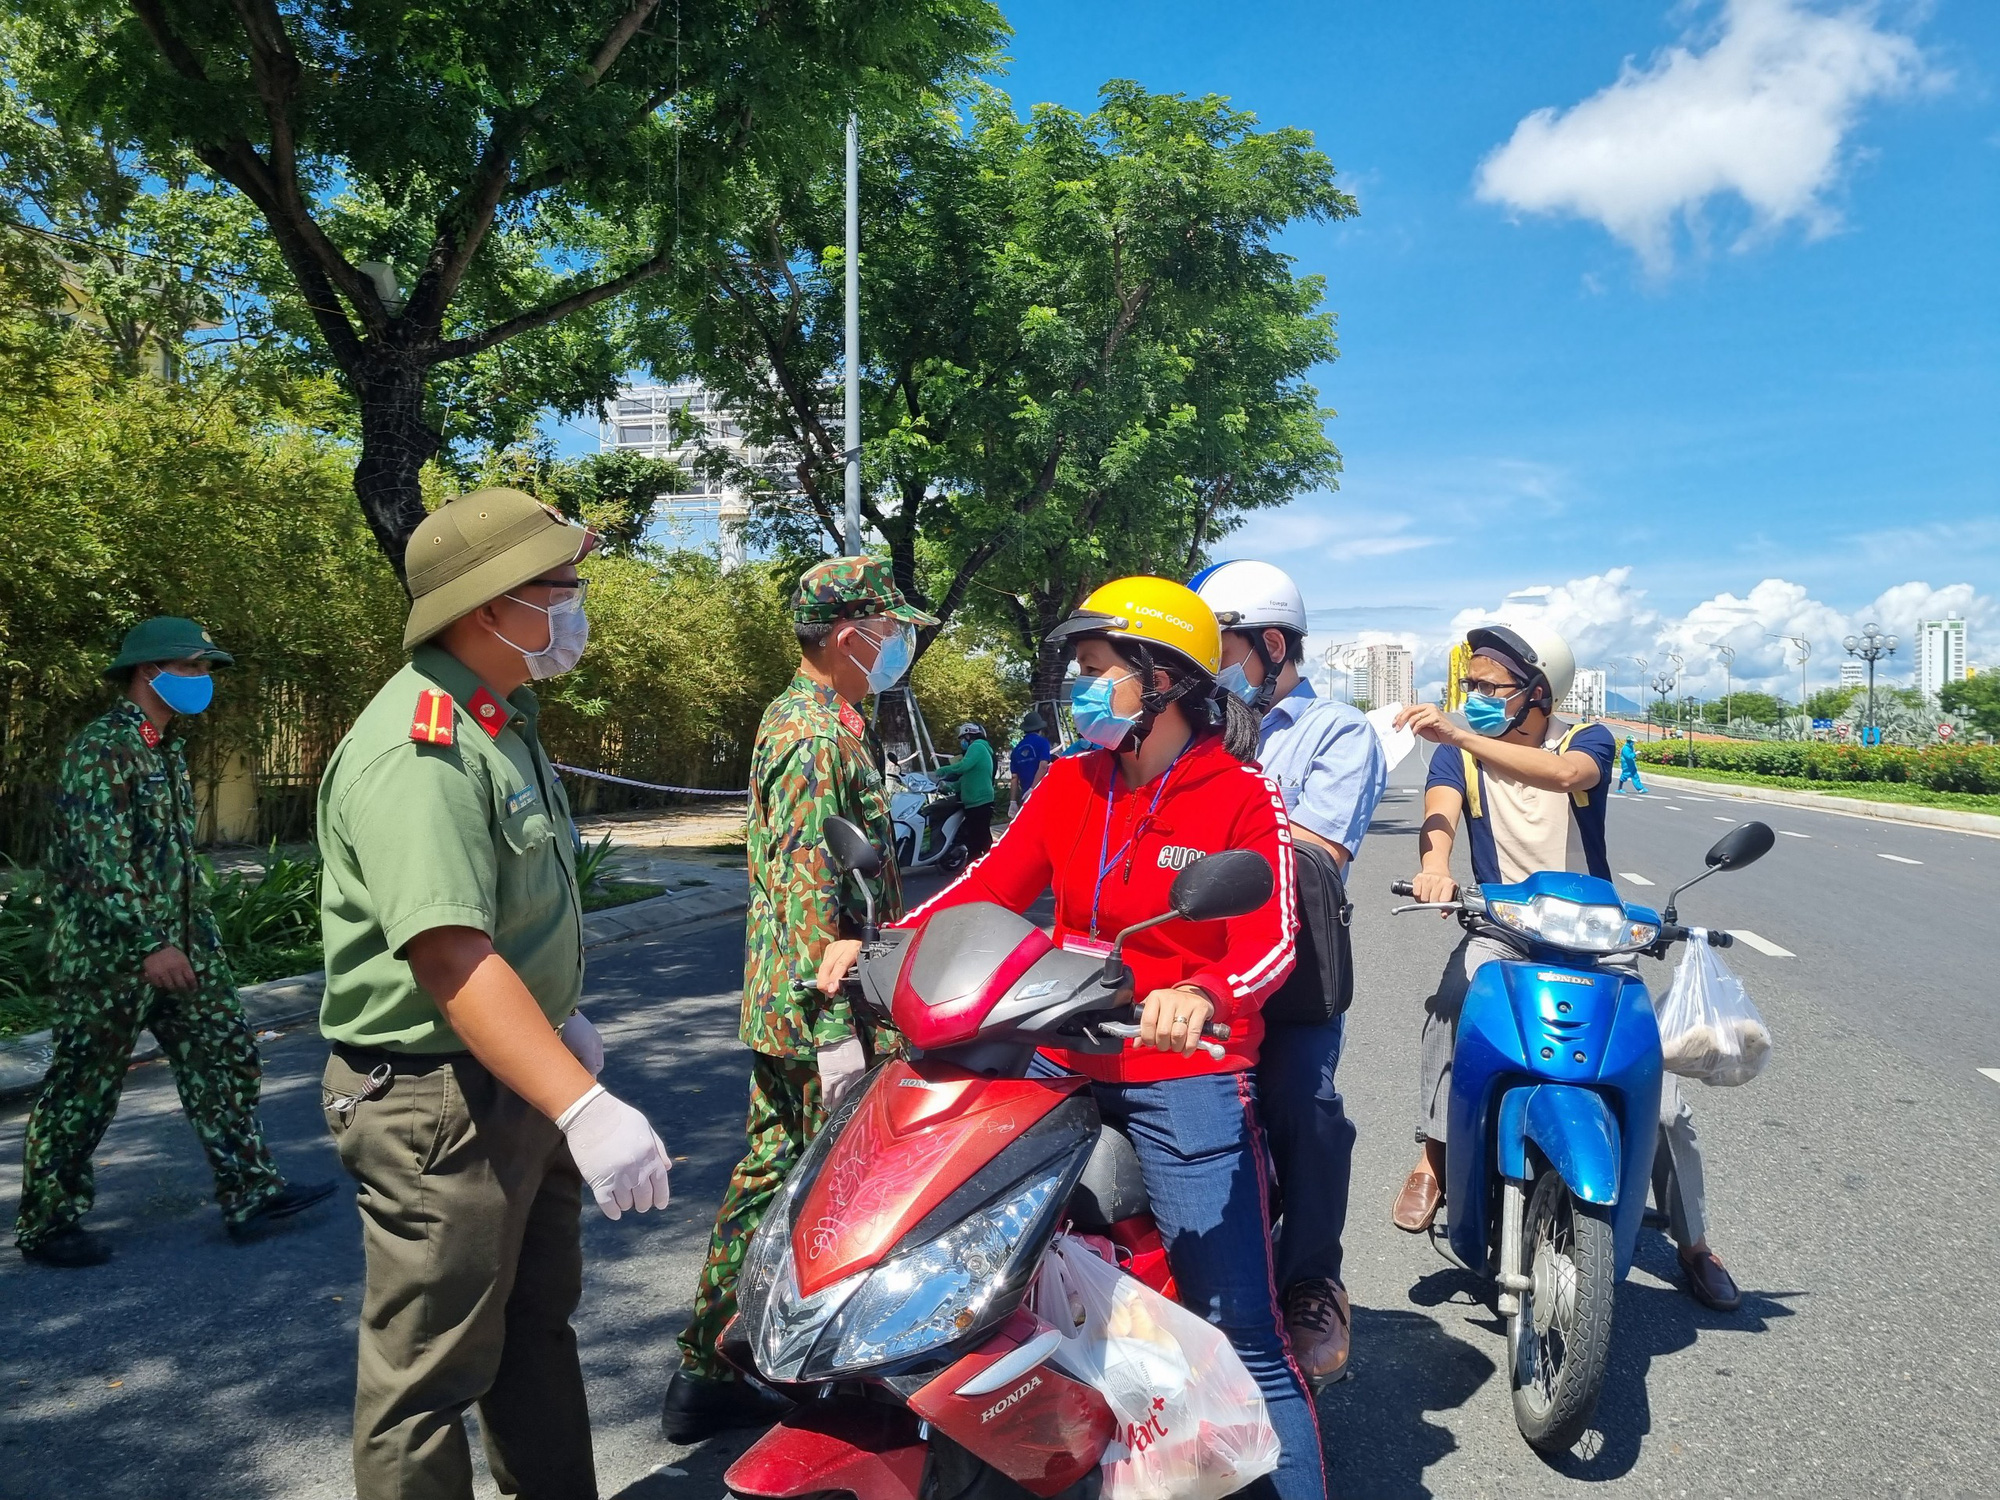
[352,352,442,589]
[1029,587,1075,706]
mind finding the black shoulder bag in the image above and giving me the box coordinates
[1263,838,1354,1025]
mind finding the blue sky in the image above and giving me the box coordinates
[987,0,2000,696]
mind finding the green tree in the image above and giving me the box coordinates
[8,0,1003,577]
[1803,685,1860,722]
[657,81,1349,676]
[1940,675,2000,739]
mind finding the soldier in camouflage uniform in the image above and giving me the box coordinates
[13,618,334,1268]
[662,556,934,1442]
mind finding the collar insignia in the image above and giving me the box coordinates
[468,688,507,738]
[139,721,162,748]
[837,702,867,738]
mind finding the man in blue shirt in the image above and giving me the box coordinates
[1007,711,1054,816]
[1195,560,1388,1386]
[1392,624,1738,1311]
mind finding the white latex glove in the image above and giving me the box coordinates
[816,1036,868,1112]
[555,1085,671,1220]
[559,1010,604,1076]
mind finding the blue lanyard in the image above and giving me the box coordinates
[1089,746,1188,939]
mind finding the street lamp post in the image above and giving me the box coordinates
[1842,623,1898,745]
[1667,652,1689,765]
[1768,634,1809,738]
[1629,656,1649,741]
[1717,644,1735,732]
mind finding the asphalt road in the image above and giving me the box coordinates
[2,758,1996,1498]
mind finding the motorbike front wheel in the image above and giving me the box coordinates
[1508,1167,1615,1452]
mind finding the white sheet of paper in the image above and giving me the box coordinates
[1365,702,1418,773]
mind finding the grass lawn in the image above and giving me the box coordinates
[580,879,668,912]
[1641,763,2000,814]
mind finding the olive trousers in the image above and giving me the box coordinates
[323,1049,595,1500]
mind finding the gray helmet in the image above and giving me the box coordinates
[957,722,987,741]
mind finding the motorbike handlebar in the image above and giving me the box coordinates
[1390,880,1415,898]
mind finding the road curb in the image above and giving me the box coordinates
[0,879,748,1108]
[1640,771,2000,839]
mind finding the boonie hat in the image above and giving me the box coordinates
[105,617,233,678]
[403,487,596,651]
[793,556,938,627]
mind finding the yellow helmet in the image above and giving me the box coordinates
[1045,576,1222,676]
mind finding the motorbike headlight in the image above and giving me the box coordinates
[755,1238,867,1382]
[1490,896,1657,954]
[802,1165,1067,1379]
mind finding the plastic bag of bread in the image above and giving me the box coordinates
[1029,1235,1279,1500]
[1655,932,1772,1086]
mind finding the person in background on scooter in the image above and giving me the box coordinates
[932,722,996,859]
[662,557,938,1441]
[1391,625,1738,1311]
[1617,736,1648,794]
[1008,710,1054,816]
[827,576,1326,1500]
[1193,560,1387,1389]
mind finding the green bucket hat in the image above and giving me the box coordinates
[793,556,938,627]
[403,487,597,651]
[105,617,233,678]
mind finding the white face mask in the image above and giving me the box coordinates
[496,593,589,679]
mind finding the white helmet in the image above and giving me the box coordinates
[1467,622,1576,710]
[1189,560,1308,635]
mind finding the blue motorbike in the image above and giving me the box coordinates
[1390,820,1774,1450]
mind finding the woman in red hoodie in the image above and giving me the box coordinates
[897,577,1323,1500]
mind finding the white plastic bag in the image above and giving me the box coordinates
[1028,1235,1280,1500]
[1655,932,1772,1086]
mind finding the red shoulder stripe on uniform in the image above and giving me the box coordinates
[411,687,455,746]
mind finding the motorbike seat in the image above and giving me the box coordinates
[1066,1124,1149,1231]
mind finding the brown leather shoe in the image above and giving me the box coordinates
[1285,1278,1351,1388]
[1679,1247,1741,1311]
[1391,1168,1443,1233]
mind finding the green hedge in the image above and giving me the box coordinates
[1635,740,2000,793]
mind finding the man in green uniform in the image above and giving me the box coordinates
[14,618,335,1268]
[661,556,934,1442]
[318,487,674,1500]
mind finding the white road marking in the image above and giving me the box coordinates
[1780,831,1811,839]
[1877,853,1923,866]
[1663,805,1683,811]
[1979,1068,2000,1087]
[1728,929,1796,958]
[1714,816,1735,823]
[1619,872,1655,886]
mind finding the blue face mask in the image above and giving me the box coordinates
[149,667,214,716]
[851,625,912,695]
[1216,661,1256,705]
[1068,670,1141,750]
[1462,689,1515,738]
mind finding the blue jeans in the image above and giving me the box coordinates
[1091,1071,1326,1500]
[1256,1015,1354,1290]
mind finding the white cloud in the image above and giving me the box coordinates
[1475,0,1938,270]
[1387,570,1993,702]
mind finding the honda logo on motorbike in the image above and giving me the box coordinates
[1155,845,1205,872]
[979,1374,1043,1424]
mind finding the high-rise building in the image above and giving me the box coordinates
[1559,667,1606,720]
[1361,643,1415,709]
[1838,661,1865,690]
[1917,617,1968,700]
[600,381,759,567]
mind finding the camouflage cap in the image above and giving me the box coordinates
[105,617,233,677]
[793,556,938,627]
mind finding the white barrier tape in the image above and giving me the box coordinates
[553,764,747,798]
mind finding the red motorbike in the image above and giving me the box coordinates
[720,817,1273,1500]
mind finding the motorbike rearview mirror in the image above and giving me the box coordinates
[823,816,883,878]
[1664,820,1775,922]
[822,816,883,942]
[1169,849,1275,923]
[1706,821,1775,871]
[1101,850,1276,986]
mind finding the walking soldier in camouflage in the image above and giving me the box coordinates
[13,617,336,1269]
[661,555,934,1443]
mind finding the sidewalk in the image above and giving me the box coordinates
[0,833,749,1107]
